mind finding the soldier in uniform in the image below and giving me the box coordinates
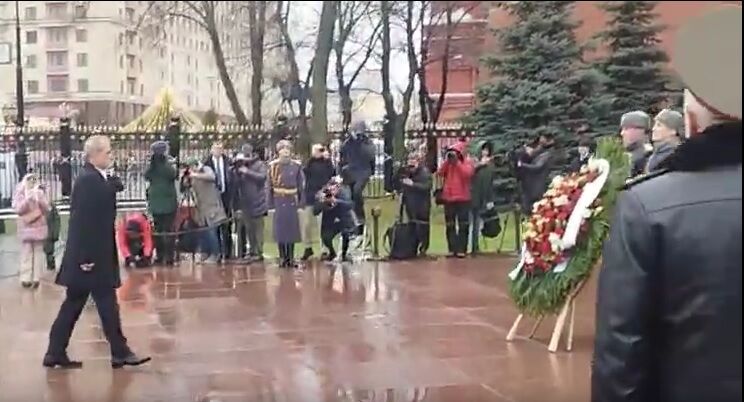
[592,7,741,402]
[619,110,653,177]
[268,140,305,268]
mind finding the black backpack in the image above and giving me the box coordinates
[480,208,502,239]
[384,199,418,260]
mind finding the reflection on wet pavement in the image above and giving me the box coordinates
[0,256,595,402]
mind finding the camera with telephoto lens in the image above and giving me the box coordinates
[446,150,458,162]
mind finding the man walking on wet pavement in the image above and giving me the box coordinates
[44,135,150,369]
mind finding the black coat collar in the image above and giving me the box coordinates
[657,122,742,172]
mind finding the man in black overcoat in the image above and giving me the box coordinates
[44,135,150,369]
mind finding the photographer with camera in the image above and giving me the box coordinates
[315,168,357,262]
[231,144,269,262]
[470,141,497,255]
[180,157,226,264]
[437,140,475,258]
[145,141,178,266]
[301,144,336,261]
[399,151,432,257]
[517,134,556,215]
[339,121,375,234]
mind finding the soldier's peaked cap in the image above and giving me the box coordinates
[674,6,742,119]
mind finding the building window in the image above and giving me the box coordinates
[47,27,68,46]
[195,59,198,70]
[46,51,68,70]
[24,7,37,20]
[127,79,136,94]
[77,79,89,92]
[74,5,87,18]
[76,53,88,67]
[75,29,87,43]
[139,59,143,71]
[25,55,37,68]
[47,75,69,92]
[46,3,66,19]
[120,81,124,93]
[126,7,135,22]
[119,34,124,46]
[27,80,39,94]
[187,94,192,107]
[25,31,37,44]
[140,84,144,96]
[127,55,135,69]
[119,56,123,68]
[186,55,191,66]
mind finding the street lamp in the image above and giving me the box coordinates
[14,0,24,127]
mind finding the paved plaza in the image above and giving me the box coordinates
[0,238,595,401]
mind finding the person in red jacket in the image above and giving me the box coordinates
[116,213,154,268]
[437,140,475,258]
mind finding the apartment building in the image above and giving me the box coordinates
[0,1,249,125]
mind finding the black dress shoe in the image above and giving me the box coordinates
[111,353,151,369]
[300,248,314,261]
[43,355,83,369]
[21,282,32,288]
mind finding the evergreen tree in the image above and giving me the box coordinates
[472,1,610,207]
[597,1,671,124]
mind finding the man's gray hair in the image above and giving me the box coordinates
[83,135,110,158]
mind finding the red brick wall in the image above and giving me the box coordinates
[425,1,740,121]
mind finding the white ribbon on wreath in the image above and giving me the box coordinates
[508,158,610,280]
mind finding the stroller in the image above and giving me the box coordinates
[117,212,154,268]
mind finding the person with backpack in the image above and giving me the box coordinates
[469,141,497,255]
[12,173,50,289]
[181,157,226,264]
[145,141,178,266]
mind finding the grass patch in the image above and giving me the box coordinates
[1,198,520,259]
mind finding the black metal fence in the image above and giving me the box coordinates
[1,120,477,208]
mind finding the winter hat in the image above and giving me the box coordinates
[654,109,685,135]
[239,143,253,157]
[674,6,741,120]
[150,140,168,156]
[620,111,651,130]
[350,121,367,135]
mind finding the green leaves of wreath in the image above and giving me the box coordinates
[509,137,630,317]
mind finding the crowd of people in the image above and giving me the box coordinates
[9,103,692,287]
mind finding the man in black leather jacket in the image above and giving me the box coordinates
[592,7,742,402]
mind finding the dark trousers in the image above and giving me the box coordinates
[405,203,430,255]
[321,224,351,257]
[444,202,470,255]
[47,287,131,359]
[351,177,369,227]
[218,192,233,259]
[152,213,176,264]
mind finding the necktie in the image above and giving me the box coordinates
[216,158,224,192]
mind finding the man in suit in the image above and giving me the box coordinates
[44,135,150,369]
[203,141,234,260]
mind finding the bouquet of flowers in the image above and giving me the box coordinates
[508,137,630,317]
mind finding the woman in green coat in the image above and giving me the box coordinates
[145,141,178,265]
[470,141,498,254]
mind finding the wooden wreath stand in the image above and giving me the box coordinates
[505,275,591,353]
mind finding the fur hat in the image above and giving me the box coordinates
[674,6,741,119]
[655,109,685,135]
[150,140,168,156]
[620,111,651,130]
